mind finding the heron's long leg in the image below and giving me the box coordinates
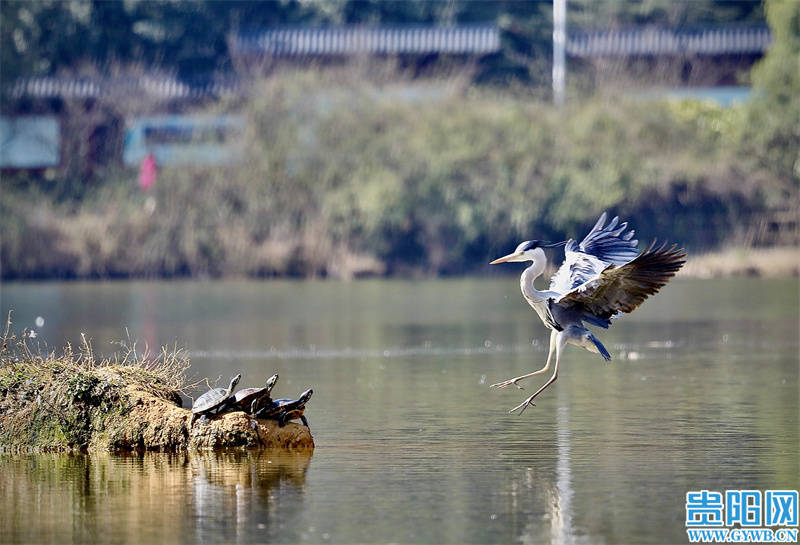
[509,331,567,415]
[490,330,558,389]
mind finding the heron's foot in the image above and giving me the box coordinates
[490,377,526,390]
[509,396,537,415]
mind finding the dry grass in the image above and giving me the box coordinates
[1,313,190,400]
[679,246,800,278]
[1,313,190,450]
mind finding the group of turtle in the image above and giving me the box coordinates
[190,373,313,429]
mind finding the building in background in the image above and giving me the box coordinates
[567,24,771,103]
[0,116,59,170]
[1,22,773,175]
[1,74,239,178]
[230,24,501,76]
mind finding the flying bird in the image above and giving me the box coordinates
[489,212,686,414]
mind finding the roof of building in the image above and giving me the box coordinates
[567,25,771,57]
[6,24,771,101]
[231,24,501,57]
[7,75,240,100]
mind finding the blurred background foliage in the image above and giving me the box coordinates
[0,0,767,85]
[1,0,798,279]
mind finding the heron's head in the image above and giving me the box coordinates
[490,240,566,264]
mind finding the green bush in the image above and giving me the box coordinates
[0,70,794,279]
[740,0,800,200]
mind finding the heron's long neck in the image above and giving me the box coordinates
[520,255,548,303]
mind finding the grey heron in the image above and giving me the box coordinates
[489,212,686,414]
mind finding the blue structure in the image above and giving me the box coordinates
[0,116,60,169]
[123,115,245,167]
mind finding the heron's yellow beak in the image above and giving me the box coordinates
[490,252,522,265]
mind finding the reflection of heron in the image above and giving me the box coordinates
[490,213,686,414]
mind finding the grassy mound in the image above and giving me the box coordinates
[0,320,313,452]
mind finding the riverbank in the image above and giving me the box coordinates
[680,246,800,278]
[1,245,797,283]
[0,330,313,452]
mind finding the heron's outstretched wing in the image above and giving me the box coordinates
[549,212,639,294]
[576,212,640,265]
[555,241,686,320]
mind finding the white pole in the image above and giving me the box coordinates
[553,0,566,107]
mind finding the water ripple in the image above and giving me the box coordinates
[189,343,536,361]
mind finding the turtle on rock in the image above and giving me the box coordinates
[190,374,241,427]
[226,373,279,415]
[255,388,313,429]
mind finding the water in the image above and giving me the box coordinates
[1,278,798,544]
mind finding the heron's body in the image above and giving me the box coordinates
[518,249,611,356]
[490,213,685,414]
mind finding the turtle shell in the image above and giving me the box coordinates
[232,387,261,405]
[192,387,229,414]
[192,374,241,415]
[230,374,278,412]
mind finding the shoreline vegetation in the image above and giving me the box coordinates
[2,1,798,281]
[679,246,799,278]
[0,322,313,452]
[2,73,797,281]
[0,246,797,282]
[2,4,798,282]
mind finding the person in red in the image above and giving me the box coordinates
[139,153,157,191]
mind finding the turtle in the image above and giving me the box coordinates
[190,374,241,427]
[225,373,279,415]
[255,388,313,429]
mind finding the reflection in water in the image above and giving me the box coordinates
[0,451,311,545]
[191,451,311,544]
[552,406,574,545]
[519,406,584,545]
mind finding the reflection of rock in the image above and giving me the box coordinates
[190,449,313,543]
[0,450,312,543]
[191,449,312,488]
[0,365,314,452]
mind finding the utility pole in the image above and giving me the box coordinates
[553,0,566,107]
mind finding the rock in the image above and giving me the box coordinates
[189,411,313,450]
[97,384,314,451]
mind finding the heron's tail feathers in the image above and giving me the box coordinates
[587,331,611,361]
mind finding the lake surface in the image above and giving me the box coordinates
[1,278,798,544]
